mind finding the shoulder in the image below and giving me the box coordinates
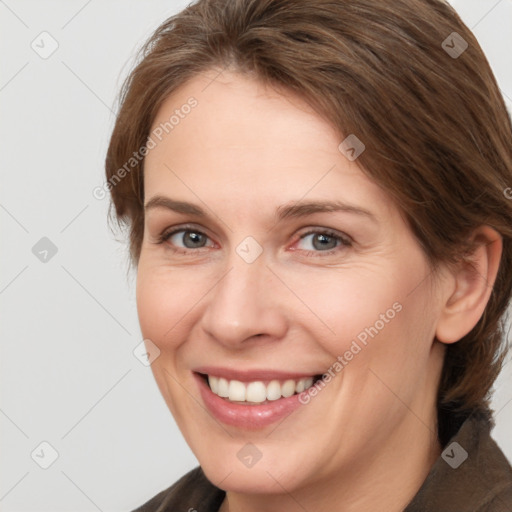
[131,466,225,512]
[405,411,512,511]
[484,487,512,512]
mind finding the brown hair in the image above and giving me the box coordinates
[105,0,512,442]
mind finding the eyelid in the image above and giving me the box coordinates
[157,223,352,256]
[295,226,353,244]
[290,227,352,257]
[159,223,214,245]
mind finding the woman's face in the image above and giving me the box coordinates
[137,69,446,495]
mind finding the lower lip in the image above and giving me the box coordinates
[194,373,306,430]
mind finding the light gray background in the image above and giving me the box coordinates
[1,1,511,511]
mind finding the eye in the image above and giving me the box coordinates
[295,229,351,255]
[155,225,351,257]
[159,226,214,252]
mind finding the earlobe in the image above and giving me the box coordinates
[435,226,502,344]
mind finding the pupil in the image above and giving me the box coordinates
[313,233,336,250]
[185,232,205,248]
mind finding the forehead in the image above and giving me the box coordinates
[143,70,394,220]
[147,70,337,160]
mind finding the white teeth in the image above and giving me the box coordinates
[295,379,305,393]
[266,380,282,401]
[281,379,296,398]
[217,377,229,398]
[228,380,246,401]
[246,381,267,402]
[208,375,219,394]
[206,375,316,403]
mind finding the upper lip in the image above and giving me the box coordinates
[193,366,321,382]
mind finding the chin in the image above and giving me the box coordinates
[203,464,294,494]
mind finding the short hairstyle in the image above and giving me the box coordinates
[105,0,512,443]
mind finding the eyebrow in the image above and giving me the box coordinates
[144,195,377,223]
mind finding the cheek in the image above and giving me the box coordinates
[283,268,404,339]
[136,264,202,350]
[136,265,202,421]
[285,261,433,366]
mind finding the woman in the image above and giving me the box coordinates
[105,0,512,510]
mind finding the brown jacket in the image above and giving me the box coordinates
[132,413,512,511]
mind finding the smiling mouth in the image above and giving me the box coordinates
[197,372,322,405]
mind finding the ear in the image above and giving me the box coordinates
[435,226,502,344]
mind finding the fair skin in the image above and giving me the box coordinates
[136,69,502,512]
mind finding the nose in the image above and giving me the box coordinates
[199,255,288,349]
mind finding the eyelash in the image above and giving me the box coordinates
[156,224,352,257]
